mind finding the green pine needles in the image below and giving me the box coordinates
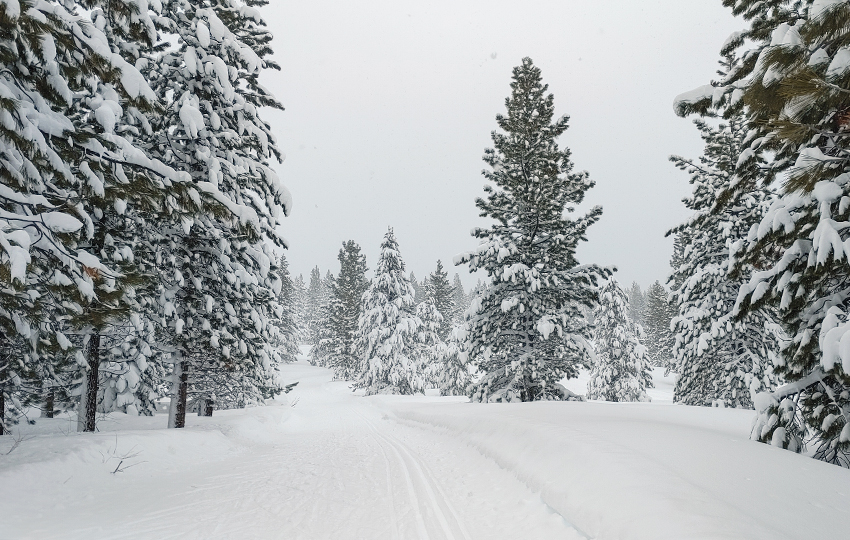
[458,57,608,403]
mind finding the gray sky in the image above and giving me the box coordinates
[259,0,742,292]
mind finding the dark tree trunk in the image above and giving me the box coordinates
[0,383,5,436]
[173,360,189,428]
[44,388,54,419]
[83,334,101,433]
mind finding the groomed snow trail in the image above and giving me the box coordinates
[0,362,584,540]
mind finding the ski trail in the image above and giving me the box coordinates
[373,427,403,540]
[359,411,471,540]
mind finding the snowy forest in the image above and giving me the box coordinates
[1,0,849,538]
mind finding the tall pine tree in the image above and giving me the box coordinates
[677,0,850,466]
[425,260,456,340]
[145,0,290,427]
[643,281,673,369]
[627,282,647,330]
[457,58,607,403]
[668,74,781,409]
[321,241,369,381]
[587,279,653,402]
[354,229,423,395]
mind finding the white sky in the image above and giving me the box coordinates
[259,0,742,292]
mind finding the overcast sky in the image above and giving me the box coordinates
[259,0,742,291]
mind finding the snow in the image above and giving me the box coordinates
[810,0,845,19]
[196,20,210,48]
[673,84,714,115]
[2,361,847,539]
[826,46,850,78]
[0,0,20,18]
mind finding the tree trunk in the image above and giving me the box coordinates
[168,360,189,428]
[0,381,5,436]
[81,333,101,432]
[43,388,54,419]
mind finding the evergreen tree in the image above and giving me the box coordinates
[414,299,443,387]
[144,0,290,427]
[275,254,300,364]
[643,281,673,369]
[321,241,369,381]
[292,274,307,342]
[354,229,423,395]
[409,272,425,306]
[428,326,470,396]
[457,58,607,403]
[425,260,456,340]
[309,270,335,367]
[627,282,647,330]
[0,0,187,432]
[668,84,781,409]
[587,279,653,402]
[305,266,327,361]
[678,0,850,466]
[451,274,469,320]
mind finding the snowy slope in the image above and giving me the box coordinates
[1,362,847,540]
[383,396,849,540]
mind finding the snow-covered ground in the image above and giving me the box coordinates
[1,362,847,540]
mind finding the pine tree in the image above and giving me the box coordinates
[643,281,673,369]
[451,274,469,321]
[321,241,369,381]
[305,266,327,362]
[292,274,307,343]
[627,282,647,330]
[409,273,425,306]
[354,229,423,395]
[425,260,456,340]
[457,58,607,403]
[587,279,653,402]
[275,254,300,364]
[668,83,781,409]
[678,0,850,466]
[427,326,470,396]
[309,270,335,367]
[0,0,187,432]
[144,0,290,427]
[414,299,443,387]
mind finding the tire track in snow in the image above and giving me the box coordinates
[358,411,472,540]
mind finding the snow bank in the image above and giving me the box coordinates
[381,398,849,540]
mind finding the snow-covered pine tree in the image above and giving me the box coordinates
[275,254,300,363]
[668,80,781,409]
[305,266,327,361]
[429,326,470,396]
[643,281,673,369]
[627,282,647,330]
[451,274,469,321]
[309,270,335,367]
[74,0,193,428]
[292,273,307,341]
[354,229,423,395]
[321,241,369,380]
[587,279,653,402]
[425,260,456,340]
[0,0,187,432]
[414,299,443,389]
[676,0,850,466]
[145,0,290,427]
[457,58,607,403]
[409,272,425,306]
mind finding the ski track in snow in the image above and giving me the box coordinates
[0,362,584,540]
[358,411,473,540]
